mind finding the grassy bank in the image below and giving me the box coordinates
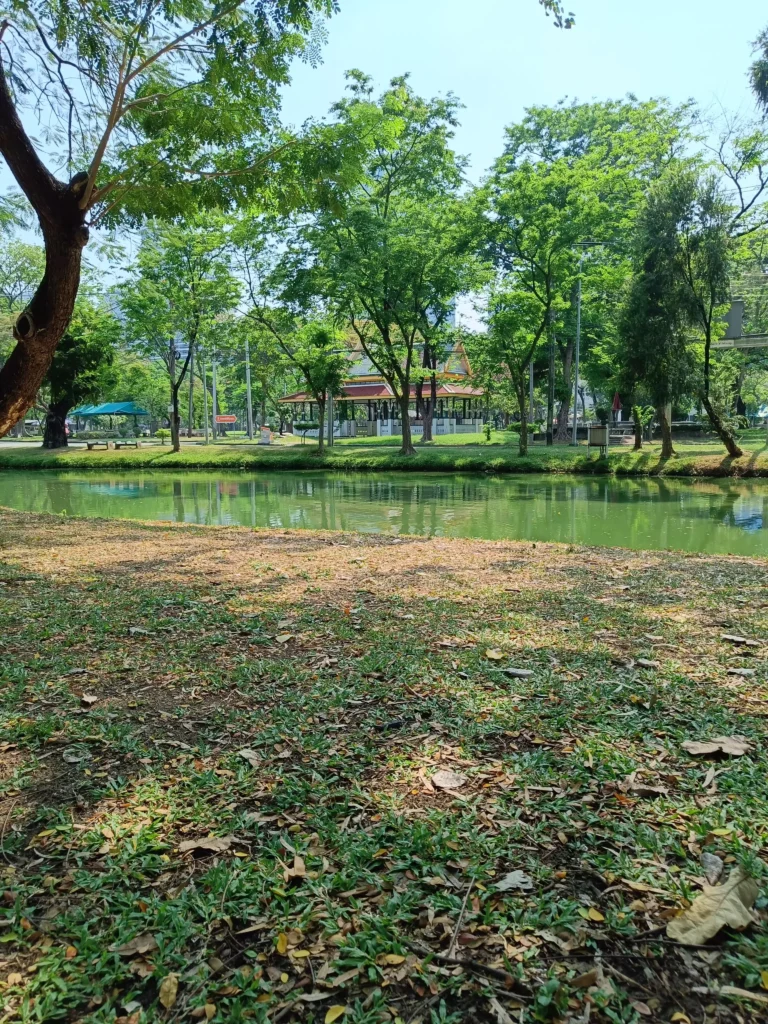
[1,511,767,1022]
[1,439,768,477]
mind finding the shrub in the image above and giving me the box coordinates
[155,428,171,445]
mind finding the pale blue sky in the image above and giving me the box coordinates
[282,0,768,179]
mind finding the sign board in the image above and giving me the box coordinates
[259,426,272,445]
[215,415,237,424]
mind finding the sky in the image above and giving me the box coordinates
[281,0,768,181]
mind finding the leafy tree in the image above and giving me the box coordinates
[120,221,239,451]
[0,0,344,437]
[616,171,698,458]
[752,26,768,111]
[41,298,121,447]
[295,73,477,455]
[484,97,693,442]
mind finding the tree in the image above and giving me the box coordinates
[485,98,693,443]
[121,221,239,451]
[752,26,768,111]
[295,73,476,456]
[480,288,549,455]
[41,298,120,447]
[616,172,697,459]
[0,0,341,437]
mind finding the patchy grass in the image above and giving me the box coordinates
[1,439,768,478]
[0,511,767,1023]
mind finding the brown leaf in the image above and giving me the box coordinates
[494,870,534,892]
[178,836,233,854]
[572,968,598,989]
[631,1001,652,1016]
[431,769,467,791]
[111,932,159,957]
[159,973,179,1009]
[80,693,99,707]
[485,648,505,661]
[237,748,260,768]
[681,736,751,757]
[666,868,758,945]
[721,634,760,647]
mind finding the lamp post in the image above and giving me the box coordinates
[244,334,254,441]
[571,241,608,446]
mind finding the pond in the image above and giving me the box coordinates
[1,470,767,555]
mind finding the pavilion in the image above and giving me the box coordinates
[70,402,150,433]
[279,340,486,438]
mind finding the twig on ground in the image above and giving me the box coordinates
[447,878,474,959]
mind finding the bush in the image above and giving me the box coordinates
[294,421,320,432]
[595,407,609,426]
[155,428,171,445]
[74,430,122,440]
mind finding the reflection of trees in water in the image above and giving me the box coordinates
[1,470,765,555]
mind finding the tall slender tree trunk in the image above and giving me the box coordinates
[399,392,415,456]
[555,340,573,442]
[701,333,743,457]
[316,396,326,451]
[701,394,743,458]
[632,406,643,451]
[187,344,195,437]
[423,368,437,443]
[43,400,70,448]
[171,384,181,452]
[516,382,529,456]
[657,403,674,458]
[546,333,555,446]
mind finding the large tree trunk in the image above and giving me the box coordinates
[657,403,675,458]
[546,335,555,446]
[701,393,743,458]
[0,64,89,437]
[171,385,181,452]
[632,406,643,451]
[43,401,70,448]
[399,393,415,456]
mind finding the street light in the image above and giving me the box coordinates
[571,241,607,447]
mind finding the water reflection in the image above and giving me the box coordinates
[1,470,766,555]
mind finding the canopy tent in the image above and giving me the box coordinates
[71,402,149,417]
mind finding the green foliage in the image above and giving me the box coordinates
[43,298,121,411]
[155,428,171,445]
[751,26,768,111]
[2,1,344,222]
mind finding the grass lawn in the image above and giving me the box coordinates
[1,438,768,478]
[1,510,766,1023]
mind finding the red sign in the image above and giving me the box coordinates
[215,415,237,423]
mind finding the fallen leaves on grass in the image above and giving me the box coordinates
[682,736,752,757]
[159,973,179,1009]
[485,648,505,661]
[721,633,760,647]
[430,769,467,790]
[666,868,758,945]
[111,932,159,957]
[325,1006,347,1023]
[178,836,233,854]
[237,748,260,768]
[494,870,534,892]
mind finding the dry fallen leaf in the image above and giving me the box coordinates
[431,769,467,791]
[572,968,598,989]
[275,633,293,644]
[701,852,724,886]
[485,648,505,661]
[325,1007,348,1023]
[666,868,758,945]
[489,996,518,1024]
[719,986,768,1005]
[237,748,260,768]
[80,693,99,707]
[178,836,233,854]
[65,945,77,959]
[204,1003,216,1020]
[721,634,759,647]
[631,1001,652,1017]
[502,667,533,679]
[111,932,159,957]
[7,972,23,986]
[681,736,751,758]
[494,870,534,892]
[636,659,659,669]
[276,932,288,955]
[159,973,179,1009]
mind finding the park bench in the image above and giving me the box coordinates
[85,439,142,450]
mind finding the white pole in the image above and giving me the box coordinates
[212,346,218,444]
[327,389,334,447]
[571,252,583,446]
[201,351,210,445]
[244,335,254,441]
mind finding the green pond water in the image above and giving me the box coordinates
[1,470,767,555]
